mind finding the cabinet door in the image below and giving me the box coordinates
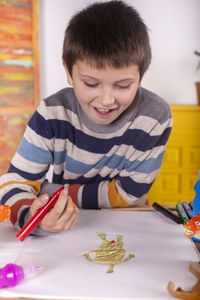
[0,0,39,175]
[148,106,200,205]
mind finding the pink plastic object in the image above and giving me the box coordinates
[0,263,42,288]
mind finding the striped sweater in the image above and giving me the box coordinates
[0,87,172,232]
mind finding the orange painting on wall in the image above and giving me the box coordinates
[0,0,39,175]
[0,114,30,173]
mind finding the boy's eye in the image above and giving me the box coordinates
[114,84,130,89]
[84,82,98,88]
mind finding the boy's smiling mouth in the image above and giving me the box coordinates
[94,107,116,118]
[96,108,111,113]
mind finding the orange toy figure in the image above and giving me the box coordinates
[0,204,11,222]
[167,263,200,300]
[184,213,200,240]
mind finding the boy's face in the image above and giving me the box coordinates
[64,60,140,125]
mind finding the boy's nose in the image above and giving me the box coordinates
[100,89,115,106]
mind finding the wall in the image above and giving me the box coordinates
[38,0,200,104]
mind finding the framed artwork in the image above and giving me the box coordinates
[0,0,39,175]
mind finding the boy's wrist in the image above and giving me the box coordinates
[39,180,63,197]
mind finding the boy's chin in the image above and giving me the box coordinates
[90,116,118,125]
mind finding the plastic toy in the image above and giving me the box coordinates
[0,263,42,288]
[0,204,11,223]
[184,213,200,239]
[192,170,200,241]
[167,263,200,300]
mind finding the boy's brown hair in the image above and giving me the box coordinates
[62,0,151,81]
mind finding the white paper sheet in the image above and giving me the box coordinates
[0,210,199,300]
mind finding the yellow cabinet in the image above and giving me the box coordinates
[148,105,200,205]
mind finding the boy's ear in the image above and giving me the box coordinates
[63,61,73,86]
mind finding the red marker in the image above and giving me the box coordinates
[16,186,64,241]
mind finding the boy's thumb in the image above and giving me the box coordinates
[30,194,49,216]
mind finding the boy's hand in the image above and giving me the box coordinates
[30,189,79,233]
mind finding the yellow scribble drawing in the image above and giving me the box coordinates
[83,232,135,273]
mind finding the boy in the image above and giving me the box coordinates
[0,1,172,235]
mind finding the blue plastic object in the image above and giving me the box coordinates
[192,171,200,241]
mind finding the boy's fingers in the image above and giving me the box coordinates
[63,206,79,231]
[30,194,49,216]
[52,188,74,212]
[64,212,78,230]
[46,189,74,222]
[66,194,74,208]
[50,197,78,230]
[50,189,69,218]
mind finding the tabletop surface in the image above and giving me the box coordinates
[0,209,199,300]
